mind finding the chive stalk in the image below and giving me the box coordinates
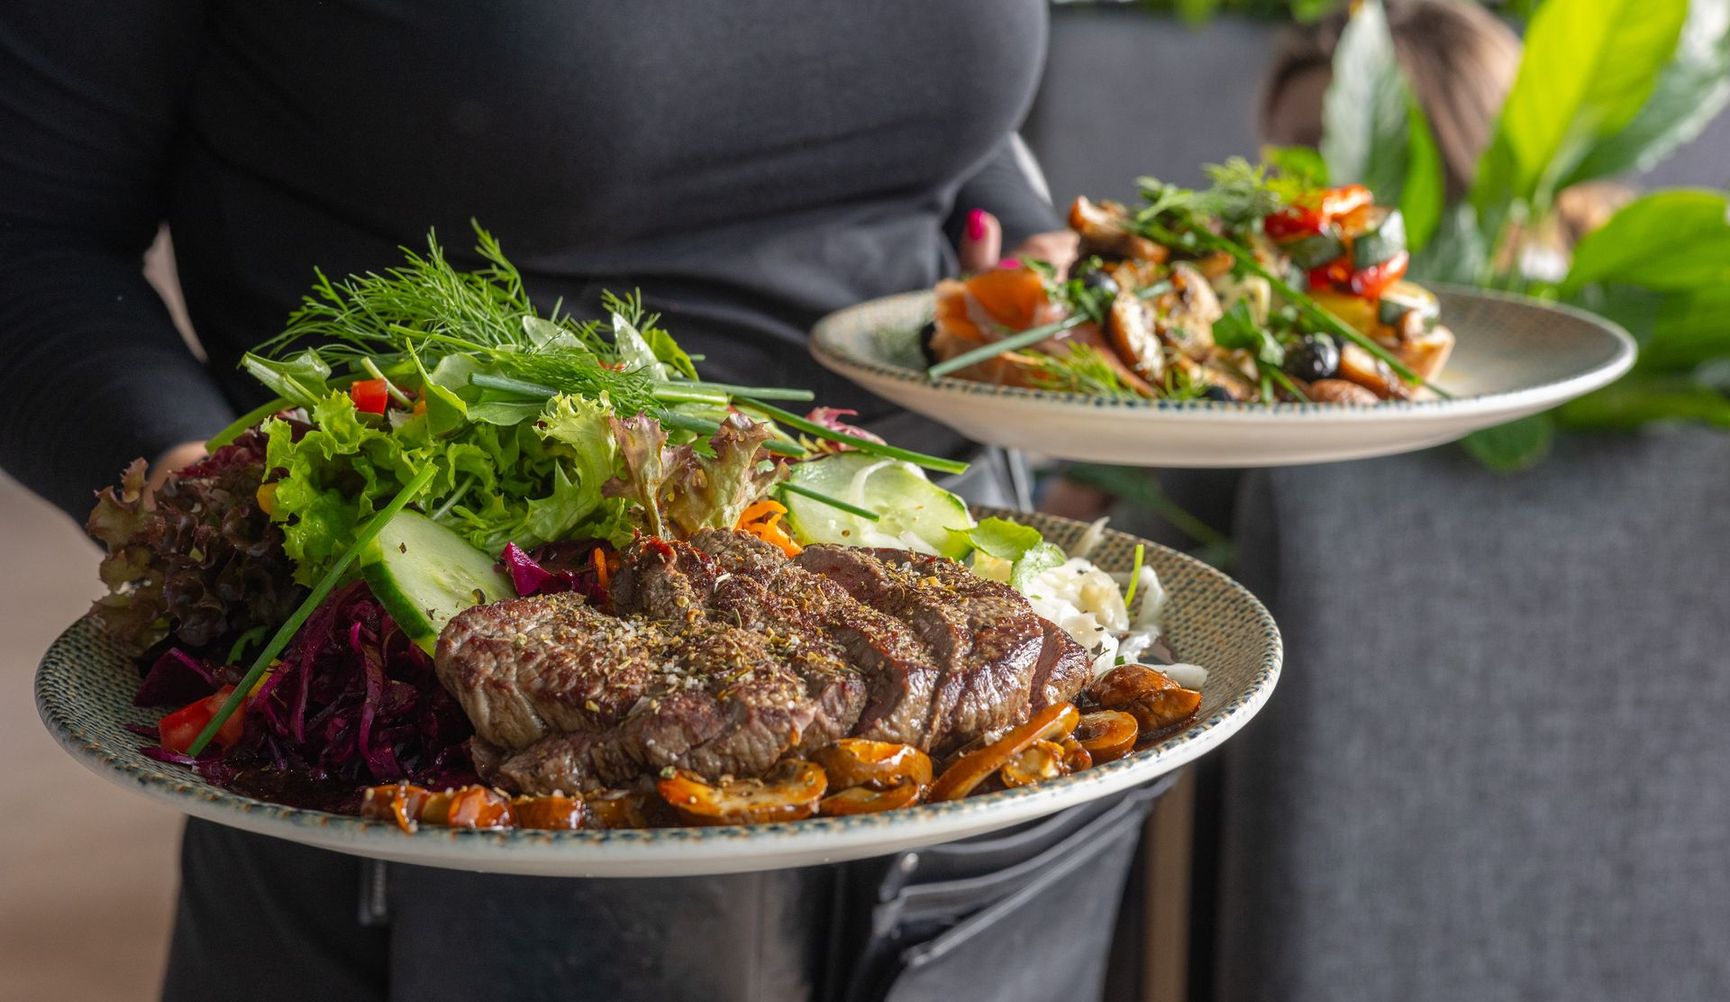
[185,465,439,757]
[736,399,968,475]
[206,397,292,450]
[777,482,881,521]
[926,281,1172,380]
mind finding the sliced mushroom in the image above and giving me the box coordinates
[1156,263,1224,361]
[511,793,585,830]
[813,739,932,791]
[1075,709,1139,764]
[419,786,514,829]
[1398,326,1455,385]
[657,760,828,826]
[362,783,432,833]
[1085,664,1202,734]
[1069,196,1168,262]
[1337,343,1412,400]
[584,789,657,830]
[1058,734,1094,772]
[1000,740,1068,789]
[1106,291,1165,382]
[1306,378,1381,404]
[819,780,926,816]
[929,702,1082,802]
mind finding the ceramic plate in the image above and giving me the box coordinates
[810,287,1635,467]
[36,511,1279,878]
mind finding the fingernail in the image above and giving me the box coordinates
[998,257,1021,270]
[965,208,987,242]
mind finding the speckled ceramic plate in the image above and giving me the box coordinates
[36,511,1279,877]
[810,286,1635,467]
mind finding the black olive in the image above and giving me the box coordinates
[1283,333,1340,381]
[1073,261,1120,299]
[1201,385,1235,402]
[918,319,938,366]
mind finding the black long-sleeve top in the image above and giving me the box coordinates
[0,1,1059,519]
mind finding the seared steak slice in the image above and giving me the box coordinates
[688,530,944,748]
[609,536,717,625]
[437,593,864,792]
[794,545,1049,749]
[435,594,667,751]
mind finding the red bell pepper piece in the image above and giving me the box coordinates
[158,684,245,755]
[350,378,391,414]
[1264,184,1373,240]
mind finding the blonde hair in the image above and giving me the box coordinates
[1260,0,1522,199]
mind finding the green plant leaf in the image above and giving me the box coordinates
[1555,373,1730,428]
[1317,0,1443,252]
[1640,285,1730,370]
[1320,1,1410,204]
[1472,0,1688,224]
[1408,203,1488,285]
[1563,0,1730,186]
[1461,414,1555,472]
[1399,95,1445,252]
[1562,189,1730,294]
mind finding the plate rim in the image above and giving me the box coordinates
[809,284,1637,423]
[34,513,1282,874]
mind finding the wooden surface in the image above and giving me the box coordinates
[0,474,179,1002]
[1143,768,1196,1002]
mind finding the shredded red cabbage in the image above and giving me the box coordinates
[138,581,476,792]
[499,540,610,602]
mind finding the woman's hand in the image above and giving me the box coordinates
[958,208,1078,275]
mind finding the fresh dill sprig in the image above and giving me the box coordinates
[1135,157,1299,229]
[1024,343,1147,400]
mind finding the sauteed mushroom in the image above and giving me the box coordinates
[1000,739,1067,789]
[510,793,585,830]
[1074,709,1139,763]
[929,702,1082,802]
[1086,664,1202,733]
[819,780,926,816]
[813,739,932,791]
[657,760,828,826]
[585,789,657,830]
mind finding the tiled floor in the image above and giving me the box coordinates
[0,473,179,1002]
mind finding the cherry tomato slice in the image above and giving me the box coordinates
[511,794,585,830]
[361,783,432,833]
[157,685,244,754]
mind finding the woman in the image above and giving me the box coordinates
[0,4,1103,1000]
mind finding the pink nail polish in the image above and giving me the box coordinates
[965,208,987,242]
[998,257,1021,270]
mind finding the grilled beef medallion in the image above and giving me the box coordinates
[436,532,1090,794]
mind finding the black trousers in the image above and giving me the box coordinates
[161,780,1167,1002]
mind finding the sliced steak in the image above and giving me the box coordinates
[688,530,944,748]
[794,545,1050,749]
[437,593,863,793]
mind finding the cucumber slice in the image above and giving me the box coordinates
[1376,280,1440,328]
[782,453,974,559]
[360,510,513,653]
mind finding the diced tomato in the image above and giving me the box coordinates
[1266,185,1374,239]
[1307,257,1354,291]
[158,685,245,755]
[350,378,391,414]
[1347,250,1410,299]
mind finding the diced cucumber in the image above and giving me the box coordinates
[782,453,974,559]
[360,510,514,653]
[1350,207,1406,269]
[1376,280,1441,329]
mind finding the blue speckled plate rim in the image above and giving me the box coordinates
[33,512,1281,860]
[809,284,1636,421]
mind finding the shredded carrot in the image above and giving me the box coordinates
[592,547,611,590]
[736,498,802,557]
